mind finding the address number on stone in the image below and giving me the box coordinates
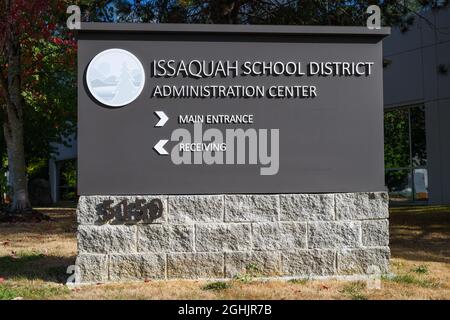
[99,198,163,223]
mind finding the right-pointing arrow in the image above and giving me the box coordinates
[154,139,169,155]
[155,111,169,127]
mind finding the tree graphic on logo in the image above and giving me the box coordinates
[87,49,145,107]
[111,62,140,105]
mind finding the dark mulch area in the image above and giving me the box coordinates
[390,205,450,263]
[0,209,50,223]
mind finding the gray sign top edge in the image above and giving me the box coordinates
[78,22,391,37]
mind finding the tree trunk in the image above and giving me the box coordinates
[3,28,31,212]
[4,113,30,212]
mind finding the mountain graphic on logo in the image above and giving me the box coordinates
[87,49,145,107]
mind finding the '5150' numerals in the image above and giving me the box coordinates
[99,199,163,223]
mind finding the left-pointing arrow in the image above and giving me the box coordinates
[154,111,169,127]
[154,139,169,155]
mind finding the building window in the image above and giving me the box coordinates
[384,105,427,202]
[59,159,77,201]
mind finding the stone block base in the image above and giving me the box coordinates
[75,192,389,283]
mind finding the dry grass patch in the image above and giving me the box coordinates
[0,208,77,259]
[0,204,449,300]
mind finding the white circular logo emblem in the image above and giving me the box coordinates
[86,48,145,107]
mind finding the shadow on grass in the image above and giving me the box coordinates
[0,253,76,283]
[390,206,450,263]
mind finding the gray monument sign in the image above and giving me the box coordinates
[75,23,391,283]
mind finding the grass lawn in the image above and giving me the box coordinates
[0,205,449,300]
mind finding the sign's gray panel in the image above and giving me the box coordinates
[78,25,388,195]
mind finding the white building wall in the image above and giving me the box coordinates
[383,6,450,204]
[49,134,77,203]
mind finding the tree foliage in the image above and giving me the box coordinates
[0,0,76,210]
[0,0,448,210]
[0,0,76,159]
[79,0,448,28]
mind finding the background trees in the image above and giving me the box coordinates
[0,0,448,212]
[80,0,448,27]
[0,0,76,211]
